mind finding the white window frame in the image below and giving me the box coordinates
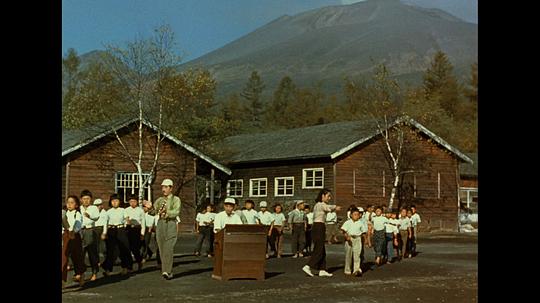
[249,178,268,197]
[115,172,152,202]
[226,179,244,197]
[275,177,294,197]
[302,168,324,189]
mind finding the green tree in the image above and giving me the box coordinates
[423,51,460,117]
[240,71,265,129]
[265,75,297,128]
[221,93,244,136]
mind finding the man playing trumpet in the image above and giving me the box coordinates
[146,178,181,280]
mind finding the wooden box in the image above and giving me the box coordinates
[212,224,267,281]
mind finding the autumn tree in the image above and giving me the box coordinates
[63,25,222,202]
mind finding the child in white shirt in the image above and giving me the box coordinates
[341,208,368,276]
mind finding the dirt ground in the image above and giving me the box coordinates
[62,232,477,303]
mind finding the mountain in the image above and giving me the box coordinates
[179,0,477,97]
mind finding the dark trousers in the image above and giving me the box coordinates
[373,229,386,258]
[81,228,100,274]
[305,224,313,253]
[126,225,143,263]
[102,227,133,271]
[195,225,214,254]
[265,226,275,254]
[62,232,86,282]
[94,226,106,260]
[307,222,327,270]
[141,228,155,259]
[291,223,306,254]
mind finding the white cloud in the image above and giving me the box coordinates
[341,0,366,5]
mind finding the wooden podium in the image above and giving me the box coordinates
[212,224,267,281]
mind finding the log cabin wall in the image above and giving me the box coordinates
[335,130,460,232]
[62,125,198,231]
[226,161,334,213]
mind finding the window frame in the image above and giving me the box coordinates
[249,178,268,197]
[274,177,294,197]
[302,168,324,189]
[226,179,244,198]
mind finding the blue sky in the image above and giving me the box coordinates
[62,0,476,63]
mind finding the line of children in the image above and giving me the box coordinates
[270,203,286,258]
[287,200,307,258]
[257,201,275,259]
[62,195,86,288]
[194,204,215,257]
[340,207,368,276]
[79,190,101,281]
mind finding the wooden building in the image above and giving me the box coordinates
[62,118,231,231]
[459,152,478,222]
[220,117,473,232]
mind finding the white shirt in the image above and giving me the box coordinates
[306,212,314,225]
[95,209,108,227]
[125,206,146,232]
[80,204,100,228]
[372,215,389,231]
[65,209,82,233]
[257,211,275,226]
[106,207,127,226]
[144,212,157,229]
[213,211,243,233]
[399,217,412,231]
[242,209,259,224]
[273,213,286,226]
[325,212,337,224]
[385,218,399,234]
[196,212,216,226]
[411,213,421,227]
[341,219,368,236]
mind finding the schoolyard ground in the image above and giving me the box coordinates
[62,232,477,303]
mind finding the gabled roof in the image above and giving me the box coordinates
[62,118,231,175]
[222,116,473,165]
[460,153,477,177]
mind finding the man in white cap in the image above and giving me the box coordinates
[147,178,181,280]
[257,201,275,258]
[213,197,243,233]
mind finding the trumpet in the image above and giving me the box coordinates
[158,200,167,218]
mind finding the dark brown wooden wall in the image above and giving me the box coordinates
[227,161,334,212]
[335,131,461,231]
[62,125,198,231]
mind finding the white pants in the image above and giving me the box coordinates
[344,237,362,274]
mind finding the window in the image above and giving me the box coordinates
[115,172,151,203]
[302,168,324,189]
[249,178,267,197]
[205,180,222,198]
[275,177,294,197]
[227,180,243,197]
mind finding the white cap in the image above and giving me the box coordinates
[93,198,103,205]
[161,179,173,186]
[357,207,364,212]
[224,197,236,205]
[259,201,267,208]
[296,200,304,206]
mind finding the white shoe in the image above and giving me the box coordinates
[318,270,333,277]
[292,254,298,258]
[302,265,314,277]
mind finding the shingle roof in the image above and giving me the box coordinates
[222,116,473,165]
[460,153,477,177]
[62,118,231,175]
